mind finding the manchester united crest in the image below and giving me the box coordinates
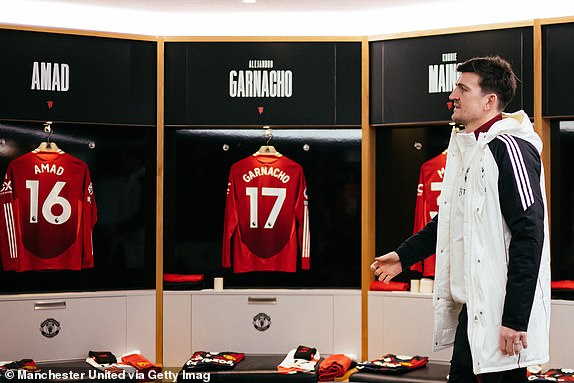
[40,318,61,338]
[253,313,271,332]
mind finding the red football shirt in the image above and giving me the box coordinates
[410,151,446,277]
[0,149,97,271]
[222,153,310,273]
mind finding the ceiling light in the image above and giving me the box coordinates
[243,0,256,3]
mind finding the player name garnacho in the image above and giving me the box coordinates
[229,69,293,98]
[12,369,211,382]
[242,166,290,183]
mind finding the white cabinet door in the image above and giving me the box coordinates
[191,294,334,354]
[163,293,192,367]
[126,293,156,360]
[0,296,126,361]
[368,292,452,362]
[549,300,574,368]
[334,294,361,358]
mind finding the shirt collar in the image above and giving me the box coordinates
[473,114,502,139]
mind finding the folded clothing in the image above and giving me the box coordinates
[163,274,204,284]
[164,274,205,290]
[278,346,320,374]
[121,352,161,379]
[294,345,318,360]
[1,359,41,372]
[356,354,428,375]
[369,280,409,291]
[551,280,574,299]
[86,351,136,374]
[89,351,117,365]
[527,368,574,381]
[551,280,574,290]
[183,351,245,371]
[318,354,353,381]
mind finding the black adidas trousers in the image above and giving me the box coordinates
[447,305,528,383]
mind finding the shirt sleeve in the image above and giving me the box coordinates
[395,214,438,270]
[0,165,19,271]
[222,170,237,268]
[489,135,545,331]
[410,170,425,273]
[295,168,310,270]
[82,165,97,269]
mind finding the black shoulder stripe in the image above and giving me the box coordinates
[495,134,535,211]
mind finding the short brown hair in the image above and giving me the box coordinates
[457,56,517,111]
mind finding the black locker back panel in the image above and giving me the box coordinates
[375,125,452,281]
[163,128,362,289]
[551,122,574,283]
[543,23,574,117]
[0,122,157,293]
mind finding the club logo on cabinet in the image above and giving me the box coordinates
[40,318,61,338]
[253,313,271,332]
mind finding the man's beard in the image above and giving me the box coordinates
[451,110,464,126]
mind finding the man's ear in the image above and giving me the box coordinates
[484,93,499,111]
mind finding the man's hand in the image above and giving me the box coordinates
[499,325,528,356]
[370,252,402,283]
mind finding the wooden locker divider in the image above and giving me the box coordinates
[156,37,165,366]
[360,36,375,361]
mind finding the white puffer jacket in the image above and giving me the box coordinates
[432,111,551,374]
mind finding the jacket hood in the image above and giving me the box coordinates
[486,110,543,154]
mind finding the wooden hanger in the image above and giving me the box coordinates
[36,141,60,152]
[255,126,280,155]
[256,144,278,154]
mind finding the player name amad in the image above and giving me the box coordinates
[35,163,65,175]
[31,62,70,92]
[242,166,291,183]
